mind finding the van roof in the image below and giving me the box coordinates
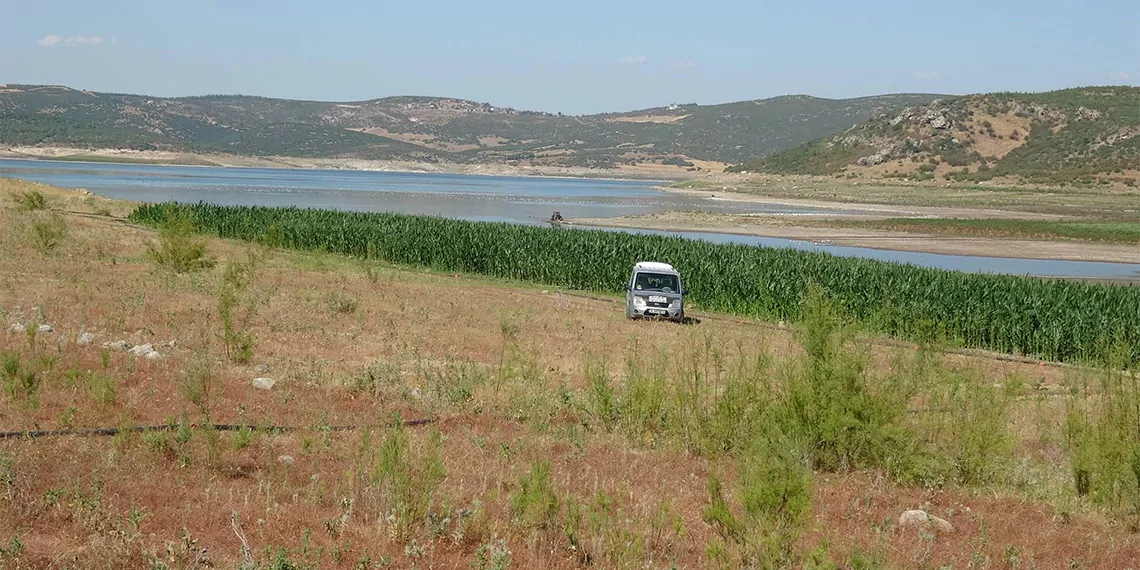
[634,261,677,273]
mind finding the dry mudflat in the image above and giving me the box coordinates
[573,210,1140,264]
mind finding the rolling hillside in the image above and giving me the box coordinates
[730,86,1140,186]
[0,84,939,169]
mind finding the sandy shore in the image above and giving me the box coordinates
[654,184,1073,221]
[573,211,1140,264]
[0,146,687,181]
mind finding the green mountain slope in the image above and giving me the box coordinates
[0,84,940,168]
[730,86,1140,186]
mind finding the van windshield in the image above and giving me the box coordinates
[633,272,680,293]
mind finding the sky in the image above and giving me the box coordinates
[2,0,1138,114]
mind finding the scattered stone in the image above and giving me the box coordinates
[277,455,295,466]
[145,350,163,360]
[7,323,25,334]
[898,509,953,533]
[255,364,270,374]
[37,324,54,334]
[161,340,177,349]
[77,332,96,346]
[104,340,132,351]
[252,377,276,391]
[1074,106,1103,122]
[129,343,156,357]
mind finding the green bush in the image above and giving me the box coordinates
[510,459,560,529]
[776,287,915,473]
[1,350,40,407]
[374,424,447,541]
[30,212,68,252]
[145,211,215,273]
[13,190,47,212]
[1065,366,1140,524]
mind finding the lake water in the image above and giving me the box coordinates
[3,158,1139,280]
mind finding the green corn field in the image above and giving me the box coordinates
[130,202,1140,366]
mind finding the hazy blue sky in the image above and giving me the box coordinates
[3,0,1137,114]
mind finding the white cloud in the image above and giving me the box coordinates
[913,71,941,81]
[1109,72,1131,83]
[36,35,106,48]
[619,55,647,65]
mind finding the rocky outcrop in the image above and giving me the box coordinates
[1075,106,1103,122]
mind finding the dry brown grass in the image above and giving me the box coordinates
[0,179,1136,568]
[960,113,1033,160]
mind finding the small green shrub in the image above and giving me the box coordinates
[510,459,559,529]
[471,536,512,570]
[1065,367,1140,524]
[218,259,262,364]
[146,212,215,273]
[374,424,447,541]
[181,358,215,421]
[1,350,40,407]
[586,361,617,430]
[13,190,47,212]
[777,286,914,473]
[325,291,358,315]
[30,212,68,252]
[87,371,117,405]
[703,434,813,568]
[921,370,1012,486]
[232,425,254,450]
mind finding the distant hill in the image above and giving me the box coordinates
[730,87,1140,186]
[0,84,940,169]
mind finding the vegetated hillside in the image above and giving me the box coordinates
[730,87,1140,186]
[0,84,939,168]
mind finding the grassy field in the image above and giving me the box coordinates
[820,218,1140,243]
[129,202,1140,366]
[674,177,1140,221]
[45,154,222,167]
[1,179,1139,569]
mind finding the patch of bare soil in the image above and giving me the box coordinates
[606,114,690,124]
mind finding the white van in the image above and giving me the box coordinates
[625,261,685,322]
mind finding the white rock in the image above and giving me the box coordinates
[899,509,953,533]
[145,350,163,360]
[252,377,276,391]
[7,323,25,334]
[77,332,96,346]
[104,340,132,351]
[277,455,295,465]
[37,324,54,333]
[129,343,156,357]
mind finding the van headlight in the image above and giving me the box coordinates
[670,299,682,308]
[633,296,646,306]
